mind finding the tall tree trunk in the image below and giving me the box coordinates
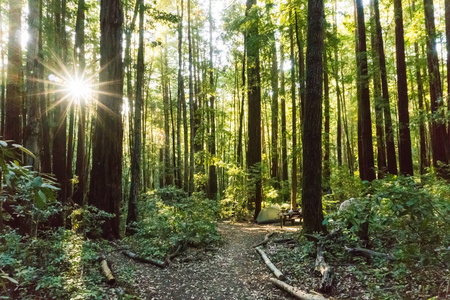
[270,32,279,188]
[356,0,376,182]
[280,46,288,186]
[246,0,262,220]
[88,0,124,239]
[394,0,414,176]
[26,0,41,168]
[446,0,450,147]
[39,0,51,173]
[163,50,172,186]
[5,0,22,143]
[0,5,4,137]
[374,0,397,175]
[73,0,87,206]
[176,0,184,189]
[370,0,387,178]
[127,0,144,233]
[208,0,217,199]
[414,38,429,173]
[237,41,246,168]
[53,0,68,204]
[302,0,325,234]
[289,16,298,211]
[188,0,195,194]
[295,12,306,126]
[424,0,449,169]
[323,47,331,191]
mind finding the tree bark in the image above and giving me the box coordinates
[270,31,279,188]
[302,0,325,234]
[246,0,262,220]
[176,0,184,189]
[5,0,22,143]
[373,0,397,175]
[208,0,217,199]
[323,46,330,191]
[26,0,41,169]
[356,0,376,182]
[423,0,449,169]
[394,0,414,176]
[127,0,144,233]
[290,15,298,211]
[88,0,124,239]
[280,46,289,192]
[73,0,87,206]
[188,0,195,194]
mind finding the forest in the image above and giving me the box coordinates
[0,0,449,298]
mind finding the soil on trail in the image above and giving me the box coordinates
[111,222,297,300]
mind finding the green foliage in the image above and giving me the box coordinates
[70,205,115,237]
[0,229,110,299]
[329,166,363,202]
[125,187,221,259]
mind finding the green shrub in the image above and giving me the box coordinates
[125,187,221,259]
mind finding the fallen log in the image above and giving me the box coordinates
[315,245,333,293]
[100,258,115,285]
[255,246,285,280]
[252,231,275,248]
[344,246,393,261]
[122,250,166,268]
[269,278,327,300]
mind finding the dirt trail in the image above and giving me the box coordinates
[112,222,296,300]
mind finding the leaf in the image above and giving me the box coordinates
[32,176,43,188]
[35,190,47,209]
[1,274,18,284]
[0,141,7,147]
[12,144,36,159]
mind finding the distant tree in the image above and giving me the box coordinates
[88,0,124,239]
[302,0,325,234]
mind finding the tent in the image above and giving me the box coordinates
[256,207,281,224]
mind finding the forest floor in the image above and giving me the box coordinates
[109,222,297,300]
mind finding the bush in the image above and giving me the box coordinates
[125,187,221,259]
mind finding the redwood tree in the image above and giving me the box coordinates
[88,0,124,239]
[302,0,325,234]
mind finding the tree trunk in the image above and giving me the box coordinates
[26,0,41,169]
[88,0,124,239]
[369,0,387,178]
[163,50,172,186]
[333,0,342,167]
[280,46,289,187]
[208,0,217,199]
[237,41,246,168]
[423,0,449,169]
[323,46,330,191]
[127,0,144,233]
[270,31,279,188]
[356,0,376,182]
[188,0,195,194]
[53,0,68,205]
[246,0,262,220]
[73,0,87,206]
[5,0,22,143]
[176,0,184,189]
[373,0,397,175]
[394,0,414,176]
[302,0,325,234]
[290,15,298,211]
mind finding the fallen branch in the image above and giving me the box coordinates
[344,246,393,261]
[100,258,115,285]
[122,250,166,268]
[315,245,334,293]
[165,245,182,266]
[272,238,295,244]
[255,246,285,280]
[269,278,327,300]
[253,231,275,248]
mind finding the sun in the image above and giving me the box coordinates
[66,77,92,103]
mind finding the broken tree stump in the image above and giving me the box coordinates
[100,258,115,285]
[315,245,334,293]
